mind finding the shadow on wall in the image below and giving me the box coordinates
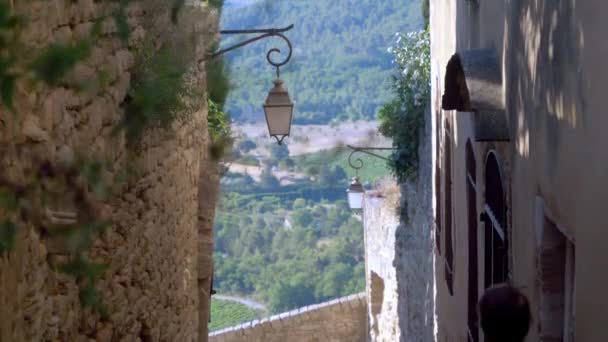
[504,0,585,165]
[370,271,385,337]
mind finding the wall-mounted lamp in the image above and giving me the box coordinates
[346,145,395,210]
[347,176,365,210]
[206,25,295,145]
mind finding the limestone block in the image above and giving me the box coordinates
[1,4,216,341]
[22,116,49,142]
[101,17,118,36]
[78,0,96,21]
[115,50,135,74]
[42,90,65,131]
[109,73,131,104]
[129,26,146,46]
[73,22,94,41]
[53,26,73,44]
[22,20,51,48]
[127,3,144,17]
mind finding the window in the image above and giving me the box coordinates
[435,107,442,255]
[466,141,479,342]
[482,152,509,288]
[444,120,454,295]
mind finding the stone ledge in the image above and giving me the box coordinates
[209,292,367,341]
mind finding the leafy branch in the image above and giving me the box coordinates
[206,42,233,161]
[378,29,430,183]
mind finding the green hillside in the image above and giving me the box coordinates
[295,148,391,183]
[209,298,263,332]
[219,0,423,124]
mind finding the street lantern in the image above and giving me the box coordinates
[264,79,294,145]
[205,24,295,145]
[347,177,365,210]
[345,145,396,211]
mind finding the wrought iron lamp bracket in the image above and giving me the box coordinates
[202,24,294,78]
[347,145,396,177]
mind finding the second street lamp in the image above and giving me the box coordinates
[345,145,396,210]
[207,24,295,145]
[347,176,365,210]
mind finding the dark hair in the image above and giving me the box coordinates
[479,285,531,342]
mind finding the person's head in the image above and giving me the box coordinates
[479,284,531,342]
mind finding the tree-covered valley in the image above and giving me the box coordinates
[211,0,424,331]
[220,0,423,124]
[212,131,390,324]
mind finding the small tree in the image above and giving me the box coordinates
[238,139,257,153]
[378,29,430,183]
[269,143,289,161]
[333,166,348,183]
[259,168,280,189]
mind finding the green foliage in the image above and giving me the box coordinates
[237,138,257,153]
[214,191,364,314]
[121,41,200,146]
[208,99,233,160]
[0,1,23,112]
[31,18,104,86]
[0,219,16,252]
[295,148,390,183]
[206,52,231,106]
[269,143,289,162]
[206,50,233,160]
[259,167,280,189]
[0,0,211,313]
[209,298,262,332]
[0,158,119,313]
[220,0,423,124]
[422,0,430,28]
[207,0,225,10]
[378,29,430,183]
[32,41,91,85]
[234,154,259,166]
[317,165,347,186]
[113,2,131,42]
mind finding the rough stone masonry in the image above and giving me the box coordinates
[0,1,219,341]
[209,293,367,342]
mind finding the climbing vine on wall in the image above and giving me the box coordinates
[206,47,233,161]
[0,0,221,313]
[378,29,430,183]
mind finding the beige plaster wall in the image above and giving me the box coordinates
[0,1,219,341]
[432,0,608,341]
[507,1,608,341]
[208,293,367,342]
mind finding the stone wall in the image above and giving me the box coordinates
[394,104,434,342]
[0,1,219,341]
[363,185,401,341]
[363,104,435,342]
[208,293,367,342]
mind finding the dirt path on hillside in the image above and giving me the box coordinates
[233,121,391,156]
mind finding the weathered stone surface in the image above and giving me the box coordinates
[22,115,49,142]
[363,104,434,342]
[209,293,367,342]
[0,1,219,342]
